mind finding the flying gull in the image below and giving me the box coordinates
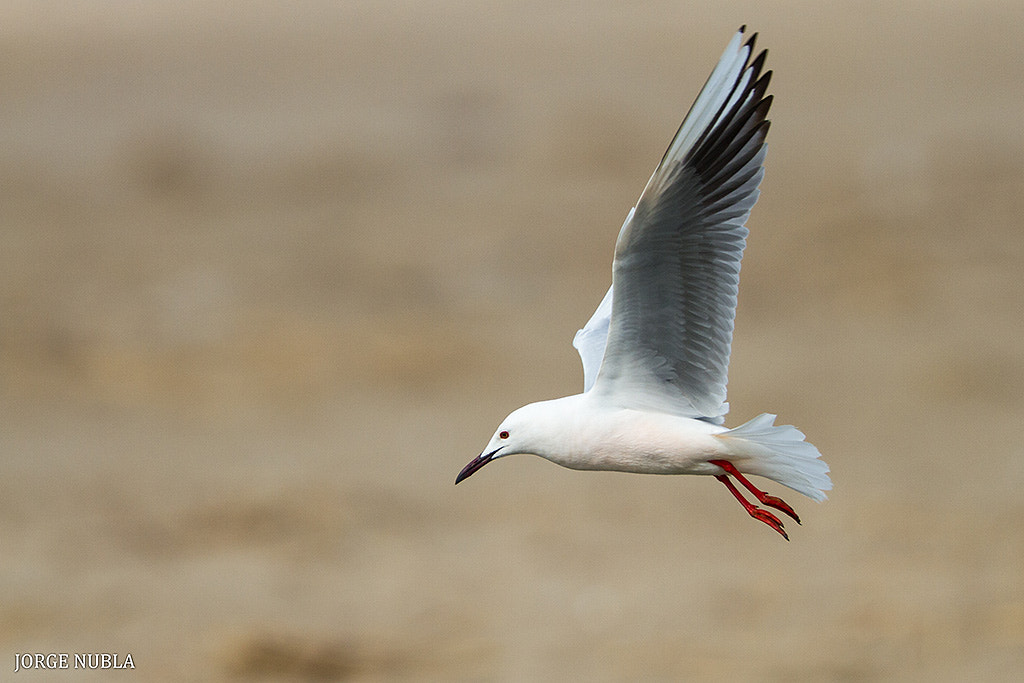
[456,27,831,539]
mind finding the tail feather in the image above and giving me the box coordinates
[719,413,832,501]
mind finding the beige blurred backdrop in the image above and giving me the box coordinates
[2,1,1023,680]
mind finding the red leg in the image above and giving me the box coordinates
[714,474,789,541]
[709,459,801,525]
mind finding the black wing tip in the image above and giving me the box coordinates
[749,49,768,78]
[744,33,757,55]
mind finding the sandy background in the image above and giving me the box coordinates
[2,1,1023,680]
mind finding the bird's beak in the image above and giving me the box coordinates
[455,447,503,484]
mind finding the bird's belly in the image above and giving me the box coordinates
[560,413,729,475]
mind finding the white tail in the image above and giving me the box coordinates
[718,413,832,501]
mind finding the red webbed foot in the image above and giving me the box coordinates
[710,459,800,539]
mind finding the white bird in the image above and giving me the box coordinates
[456,27,831,540]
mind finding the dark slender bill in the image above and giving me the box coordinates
[455,447,503,484]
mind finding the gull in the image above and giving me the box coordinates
[456,27,831,539]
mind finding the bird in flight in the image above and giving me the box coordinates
[456,27,831,540]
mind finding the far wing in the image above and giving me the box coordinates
[591,27,772,423]
[573,285,612,392]
[572,208,633,391]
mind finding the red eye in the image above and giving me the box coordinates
[499,430,509,439]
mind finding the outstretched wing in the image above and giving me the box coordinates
[589,27,772,424]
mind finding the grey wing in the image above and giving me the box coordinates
[591,27,771,423]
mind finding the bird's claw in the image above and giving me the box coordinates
[749,507,789,541]
[760,494,801,525]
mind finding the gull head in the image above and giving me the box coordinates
[455,400,567,484]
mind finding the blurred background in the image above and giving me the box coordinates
[2,1,1023,680]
